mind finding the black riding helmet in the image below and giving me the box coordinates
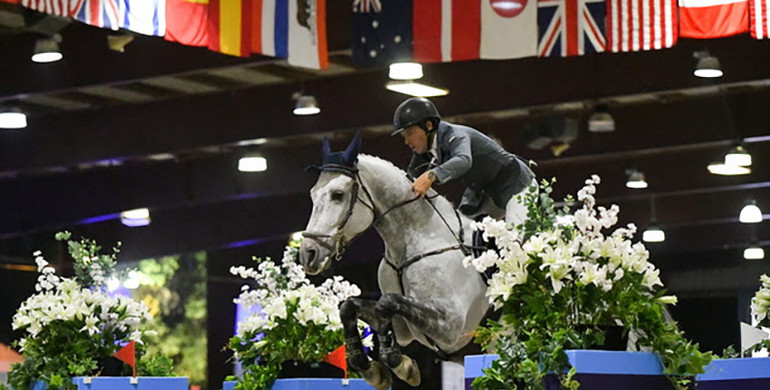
[391,97,441,136]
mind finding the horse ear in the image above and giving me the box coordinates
[342,132,362,165]
[321,137,331,159]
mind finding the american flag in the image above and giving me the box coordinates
[606,0,677,51]
[20,0,80,17]
[352,0,381,13]
[750,0,770,38]
[538,0,607,57]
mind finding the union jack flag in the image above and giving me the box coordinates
[72,0,122,30]
[538,0,607,57]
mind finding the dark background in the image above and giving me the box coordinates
[1,2,770,388]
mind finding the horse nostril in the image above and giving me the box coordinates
[306,249,317,263]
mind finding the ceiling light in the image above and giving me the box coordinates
[724,145,752,167]
[693,52,722,78]
[740,201,763,223]
[238,155,267,172]
[385,81,449,97]
[744,246,765,260]
[707,162,751,176]
[293,95,320,116]
[642,223,665,243]
[31,36,63,63]
[120,208,151,227]
[588,104,615,132]
[389,62,423,80]
[625,169,648,189]
[0,107,27,129]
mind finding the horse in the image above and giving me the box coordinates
[299,134,489,389]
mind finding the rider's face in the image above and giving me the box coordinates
[400,123,430,154]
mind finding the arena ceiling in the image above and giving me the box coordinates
[1,2,770,296]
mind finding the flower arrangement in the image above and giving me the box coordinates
[467,176,713,390]
[748,274,770,353]
[6,232,172,390]
[228,243,362,390]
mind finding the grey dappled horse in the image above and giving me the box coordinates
[300,134,489,389]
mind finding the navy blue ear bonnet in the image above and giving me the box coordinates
[306,132,362,178]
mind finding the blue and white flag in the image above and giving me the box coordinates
[121,0,166,36]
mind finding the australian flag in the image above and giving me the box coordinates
[537,0,606,57]
[352,0,413,66]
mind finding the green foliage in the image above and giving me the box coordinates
[131,253,208,388]
[7,234,174,390]
[470,178,713,390]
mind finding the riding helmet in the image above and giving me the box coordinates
[391,97,441,136]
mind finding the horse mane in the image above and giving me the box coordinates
[356,154,459,215]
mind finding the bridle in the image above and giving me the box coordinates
[301,165,423,262]
[302,164,483,293]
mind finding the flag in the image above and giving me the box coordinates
[250,0,288,58]
[20,0,76,17]
[538,0,607,57]
[480,0,538,59]
[72,0,122,30]
[749,0,769,37]
[606,0,678,51]
[413,0,480,62]
[287,0,327,69]
[323,344,347,379]
[122,0,166,36]
[352,0,413,66]
[679,0,749,38]
[165,0,209,46]
[1,0,19,4]
[207,0,253,56]
[114,340,136,377]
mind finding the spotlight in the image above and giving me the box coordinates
[0,107,27,129]
[32,35,63,63]
[389,62,423,80]
[588,104,615,132]
[120,208,151,227]
[693,51,722,78]
[724,145,752,167]
[385,81,449,97]
[293,94,320,116]
[744,246,765,260]
[625,169,648,189]
[238,155,267,172]
[642,223,665,243]
[740,201,763,224]
[707,162,750,176]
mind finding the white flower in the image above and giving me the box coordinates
[80,315,100,336]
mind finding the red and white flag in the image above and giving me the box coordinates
[481,0,538,59]
[750,0,770,38]
[413,0,537,62]
[606,0,677,51]
[679,0,749,38]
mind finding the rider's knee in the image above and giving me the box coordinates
[339,299,357,320]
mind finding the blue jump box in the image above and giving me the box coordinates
[465,351,770,389]
[30,377,188,390]
[223,378,383,390]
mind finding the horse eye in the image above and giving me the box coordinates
[330,190,345,202]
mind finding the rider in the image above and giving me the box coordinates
[392,97,536,226]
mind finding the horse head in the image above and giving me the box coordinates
[300,133,375,275]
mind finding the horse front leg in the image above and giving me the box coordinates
[339,298,392,390]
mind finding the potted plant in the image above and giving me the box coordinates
[3,232,176,390]
[467,176,713,390]
[227,243,364,390]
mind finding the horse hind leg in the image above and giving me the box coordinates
[339,298,393,390]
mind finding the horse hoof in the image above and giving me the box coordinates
[392,355,421,387]
[362,361,392,390]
